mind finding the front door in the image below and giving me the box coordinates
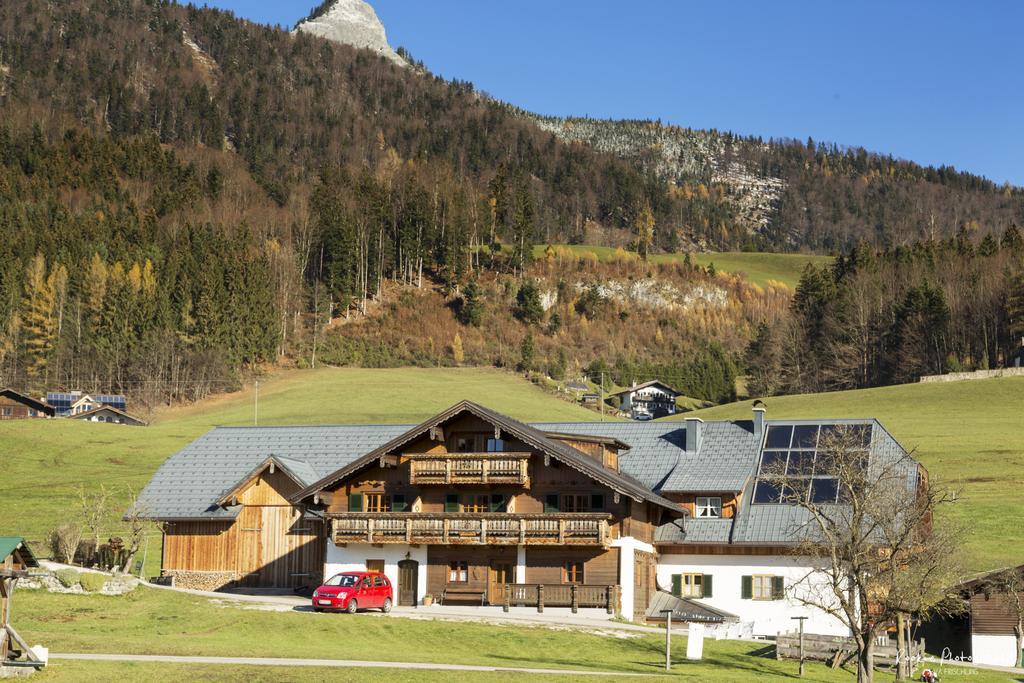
[488,562,513,605]
[398,559,418,606]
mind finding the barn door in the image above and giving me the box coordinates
[488,562,512,605]
[398,559,418,607]
[236,506,263,587]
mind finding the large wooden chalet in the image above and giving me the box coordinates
[136,400,922,631]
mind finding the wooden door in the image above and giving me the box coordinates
[366,559,385,573]
[398,559,418,606]
[633,550,656,621]
[488,562,513,605]
[236,506,263,587]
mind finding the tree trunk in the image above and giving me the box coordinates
[857,635,874,683]
[1016,621,1023,668]
[895,613,906,680]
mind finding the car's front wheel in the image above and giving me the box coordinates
[346,599,358,614]
[381,597,392,613]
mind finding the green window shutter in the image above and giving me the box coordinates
[544,494,559,513]
[391,494,407,512]
[591,493,605,511]
[489,494,506,512]
[671,574,682,598]
[741,575,753,599]
[702,574,713,598]
[772,576,785,600]
[444,493,460,512]
[348,492,363,512]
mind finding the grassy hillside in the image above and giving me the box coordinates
[531,245,832,288]
[0,368,598,545]
[682,377,1024,572]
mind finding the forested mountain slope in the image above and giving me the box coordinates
[526,115,1024,251]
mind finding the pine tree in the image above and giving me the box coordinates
[458,278,483,327]
[514,280,544,325]
[633,201,655,260]
[518,331,535,372]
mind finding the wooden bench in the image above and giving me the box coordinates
[440,586,487,606]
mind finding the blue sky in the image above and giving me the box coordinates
[205,1,1022,186]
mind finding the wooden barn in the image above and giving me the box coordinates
[0,389,53,420]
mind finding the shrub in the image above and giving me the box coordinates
[48,523,83,564]
[79,572,108,593]
[54,568,81,588]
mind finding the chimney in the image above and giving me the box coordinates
[752,404,766,444]
[684,417,703,452]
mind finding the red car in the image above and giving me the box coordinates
[312,571,393,613]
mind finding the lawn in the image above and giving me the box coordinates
[0,367,598,557]
[21,587,1015,682]
[681,376,1024,572]
[530,244,833,288]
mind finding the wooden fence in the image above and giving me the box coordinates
[776,632,924,670]
[504,583,620,614]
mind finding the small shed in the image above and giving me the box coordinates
[1,537,44,670]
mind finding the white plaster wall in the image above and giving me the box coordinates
[324,542,428,604]
[657,554,849,636]
[971,634,1020,667]
[611,537,654,621]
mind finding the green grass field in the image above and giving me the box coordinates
[22,587,1014,682]
[531,244,833,288]
[0,368,597,552]
[681,377,1024,572]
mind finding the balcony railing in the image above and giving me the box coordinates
[505,583,620,613]
[329,512,611,546]
[407,452,530,485]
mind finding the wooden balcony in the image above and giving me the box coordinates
[329,512,611,547]
[407,452,530,486]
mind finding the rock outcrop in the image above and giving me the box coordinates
[295,0,405,66]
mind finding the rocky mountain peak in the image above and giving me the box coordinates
[295,0,405,66]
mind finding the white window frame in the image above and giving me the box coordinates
[695,496,723,518]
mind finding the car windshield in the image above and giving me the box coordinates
[324,573,360,587]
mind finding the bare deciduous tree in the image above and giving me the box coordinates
[759,425,963,683]
[119,487,160,576]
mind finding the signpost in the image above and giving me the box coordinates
[791,615,808,677]
[660,609,673,670]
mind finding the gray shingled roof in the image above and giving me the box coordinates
[292,402,684,514]
[135,412,918,542]
[135,425,408,520]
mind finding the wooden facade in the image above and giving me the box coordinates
[0,389,53,420]
[312,408,681,609]
[161,468,324,589]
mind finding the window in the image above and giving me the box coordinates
[671,573,710,598]
[561,494,589,512]
[391,494,407,512]
[489,494,508,513]
[448,560,468,583]
[590,493,605,511]
[743,575,784,600]
[695,497,722,518]
[1,407,11,417]
[454,436,475,453]
[543,494,560,513]
[365,493,388,512]
[462,494,489,513]
[486,438,505,452]
[444,493,460,513]
[373,575,387,587]
[348,492,364,512]
[563,560,584,583]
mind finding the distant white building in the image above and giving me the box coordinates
[610,380,681,419]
